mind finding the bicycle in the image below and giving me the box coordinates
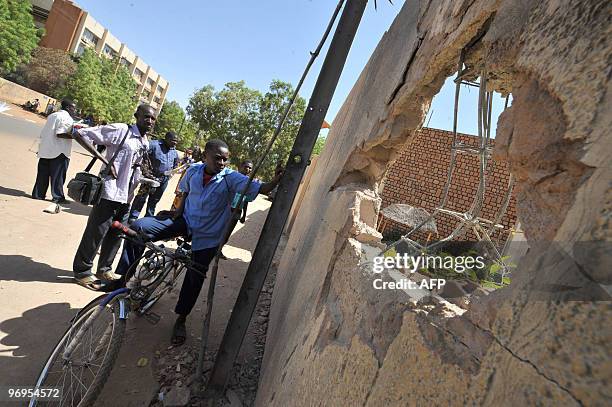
[29,221,202,407]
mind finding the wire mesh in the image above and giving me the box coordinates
[373,52,515,281]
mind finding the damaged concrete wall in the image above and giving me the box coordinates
[258,1,611,406]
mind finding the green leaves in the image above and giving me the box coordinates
[59,49,138,123]
[0,0,41,75]
[313,135,327,156]
[187,80,306,180]
[155,100,184,136]
[154,100,199,150]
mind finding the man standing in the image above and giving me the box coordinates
[128,131,179,222]
[72,104,156,289]
[114,139,283,345]
[32,99,76,204]
[180,148,194,166]
[236,160,254,223]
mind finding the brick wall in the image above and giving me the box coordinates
[380,127,517,246]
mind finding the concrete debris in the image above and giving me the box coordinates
[226,389,244,407]
[438,280,467,299]
[162,386,191,407]
[149,239,285,407]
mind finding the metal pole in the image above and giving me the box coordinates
[204,0,368,397]
[178,113,186,136]
[195,0,345,384]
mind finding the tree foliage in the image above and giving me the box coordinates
[187,80,306,179]
[313,135,327,156]
[23,47,77,96]
[155,100,201,150]
[155,100,184,135]
[59,49,138,123]
[179,120,200,151]
[0,0,41,75]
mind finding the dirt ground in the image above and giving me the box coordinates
[0,106,279,406]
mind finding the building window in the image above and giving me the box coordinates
[146,77,155,88]
[76,43,87,56]
[142,89,151,99]
[82,28,99,46]
[154,96,161,104]
[120,57,130,67]
[156,85,163,94]
[134,68,144,82]
[102,44,116,58]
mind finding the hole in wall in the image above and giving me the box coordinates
[426,75,512,137]
[376,69,521,295]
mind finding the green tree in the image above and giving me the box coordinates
[188,80,306,179]
[23,47,77,96]
[156,100,185,134]
[313,135,327,156]
[178,120,200,151]
[60,48,137,123]
[155,100,202,150]
[0,0,41,75]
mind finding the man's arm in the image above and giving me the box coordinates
[258,166,283,195]
[173,192,187,220]
[72,132,118,178]
[168,166,194,219]
[56,115,74,139]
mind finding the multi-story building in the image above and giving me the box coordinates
[31,0,169,114]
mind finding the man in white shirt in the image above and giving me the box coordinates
[31,99,76,203]
[71,104,156,289]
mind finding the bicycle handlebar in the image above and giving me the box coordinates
[111,221,139,238]
[111,221,201,274]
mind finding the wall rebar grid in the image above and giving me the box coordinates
[373,51,515,281]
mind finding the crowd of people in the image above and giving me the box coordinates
[32,99,282,345]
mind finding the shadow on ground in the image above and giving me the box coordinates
[0,185,29,199]
[223,208,270,254]
[0,302,81,386]
[0,255,74,284]
[0,185,91,216]
[59,202,92,217]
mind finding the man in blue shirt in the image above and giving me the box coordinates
[128,131,180,221]
[114,139,282,345]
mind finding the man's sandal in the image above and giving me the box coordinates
[74,275,104,291]
[171,320,187,346]
[95,270,121,281]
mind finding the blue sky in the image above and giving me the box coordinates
[75,0,503,136]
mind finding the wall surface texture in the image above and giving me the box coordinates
[0,78,56,113]
[258,1,610,406]
[380,127,517,243]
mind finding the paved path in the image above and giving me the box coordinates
[0,109,271,405]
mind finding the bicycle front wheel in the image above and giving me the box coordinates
[29,295,126,407]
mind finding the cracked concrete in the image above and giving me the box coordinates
[257,0,611,406]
